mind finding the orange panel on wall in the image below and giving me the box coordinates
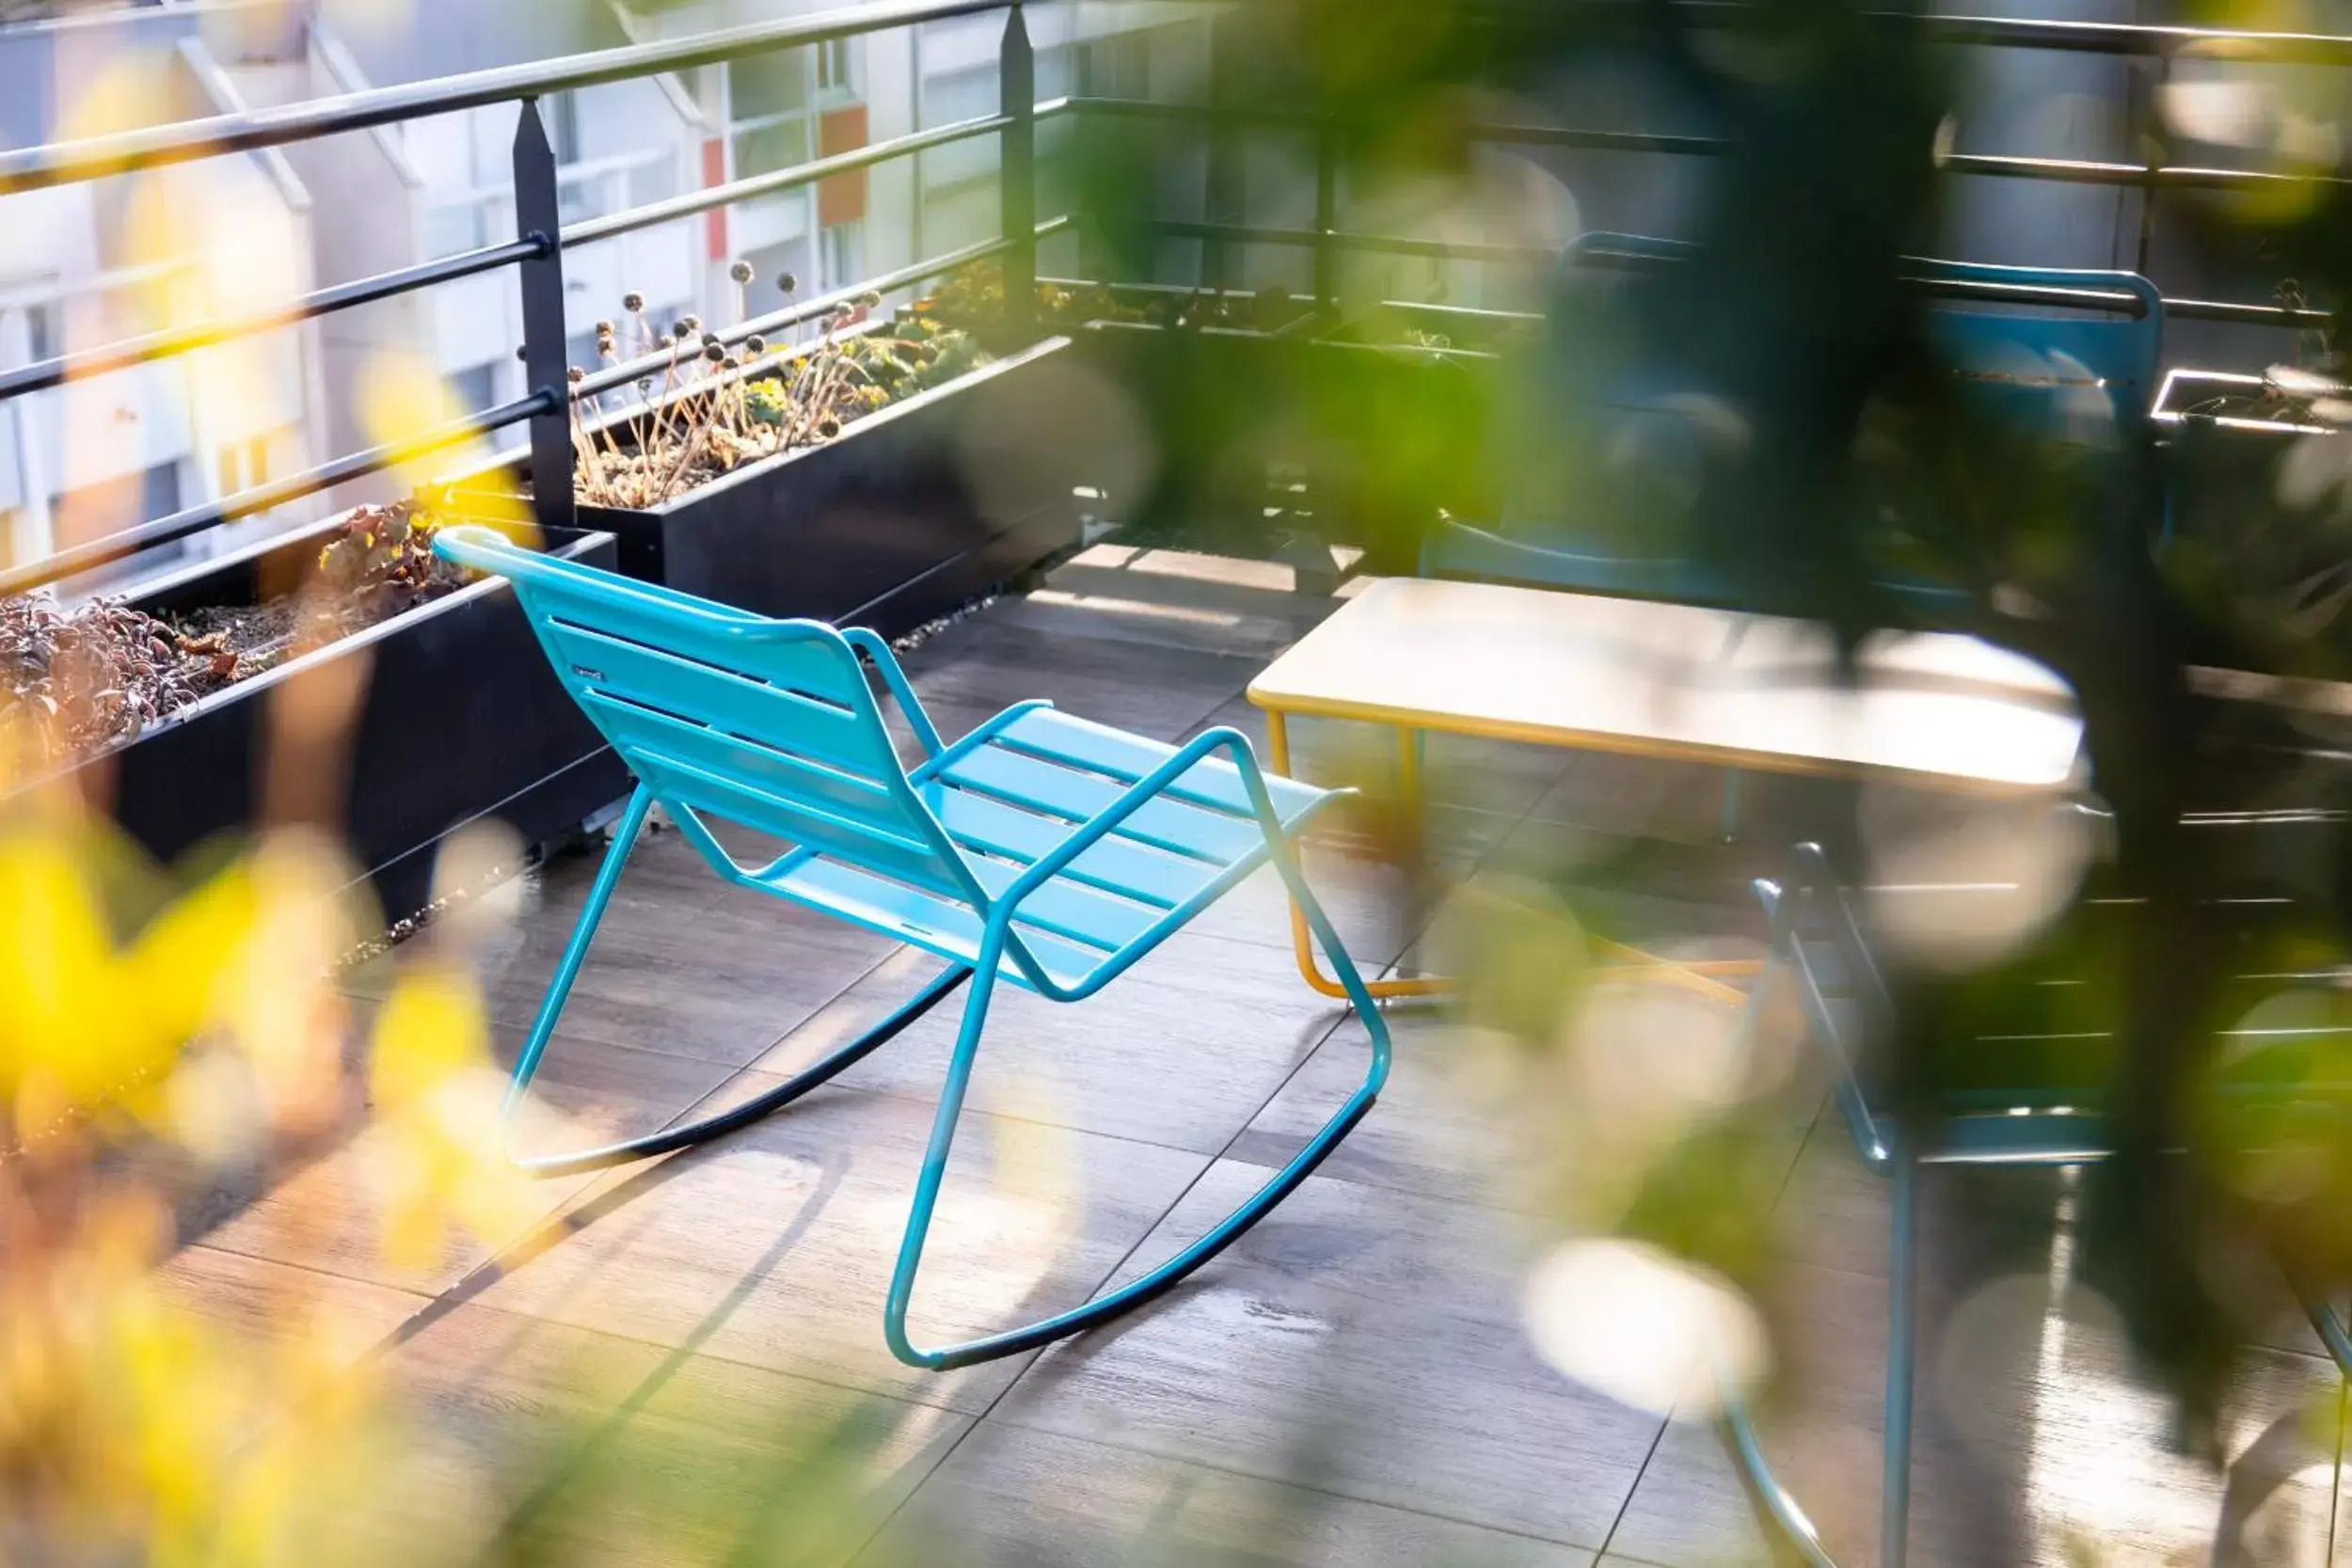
[818,104,868,227]
[701,136,728,260]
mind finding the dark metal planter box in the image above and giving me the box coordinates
[466,335,1089,633]
[12,519,628,930]
[1078,321,1504,571]
[2154,368,2352,676]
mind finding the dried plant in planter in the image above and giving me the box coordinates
[923,267,1142,330]
[924,265,1314,333]
[0,597,222,766]
[2176,363,2351,428]
[171,501,471,686]
[0,501,472,771]
[565,275,993,511]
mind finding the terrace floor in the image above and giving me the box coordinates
[161,541,2349,1567]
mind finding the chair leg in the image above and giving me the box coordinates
[1720,1144,1918,1568]
[502,784,971,1177]
[2303,1295,2352,1373]
[1883,1150,1918,1568]
[882,832,1393,1371]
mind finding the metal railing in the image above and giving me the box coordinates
[0,0,1040,597]
[1038,4,2351,329]
[2,0,2350,597]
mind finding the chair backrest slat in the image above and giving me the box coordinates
[580,691,900,826]
[544,620,899,782]
[433,526,968,900]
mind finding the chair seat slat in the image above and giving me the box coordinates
[960,855,1166,953]
[943,745,1263,863]
[923,787,1207,910]
[992,708,1326,824]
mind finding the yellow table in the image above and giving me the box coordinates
[1248,578,2085,1003]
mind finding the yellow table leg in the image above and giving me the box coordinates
[1270,710,1448,1001]
[1264,707,1765,1011]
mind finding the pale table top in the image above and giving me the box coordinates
[1246,578,2084,793]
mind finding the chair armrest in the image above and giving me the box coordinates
[839,626,943,759]
[989,727,1282,926]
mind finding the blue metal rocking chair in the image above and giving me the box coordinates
[432,524,1391,1370]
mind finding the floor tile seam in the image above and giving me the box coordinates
[899,1405,1632,1559]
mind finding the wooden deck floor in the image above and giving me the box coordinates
[161,545,2347,1567]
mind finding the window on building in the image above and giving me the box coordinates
[564,329,607,374]
[546,92,583,166]
[1077,33,1152,99]
[733,51,809,121]
[919,63,999,189]
[818,37,855,96]
[450,362,500,416]
[731,51,815,178]
[742,237,816,321]
[423,201,488,259]
[24,301,60,363]
[821,223,861,292]
[142,461,181,522]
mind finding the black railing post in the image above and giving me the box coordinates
[513,97,575,535]
[1000,3,1037,341]
[1313,113,1339,319]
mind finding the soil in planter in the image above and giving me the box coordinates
[0,500,470,771]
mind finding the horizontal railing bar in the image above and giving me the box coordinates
[1158,219,1556,266]
[0,119,1017,401]
[0,389,554,598]
[572,216,1070,403]
[1059,93,1736,155]
[0,237,544,402]
[1049,95,1312,127]
[1146,221,2326,326]
[1947,151,2351,191]
[1893,8,2352,62]
[1578,235,2326,324]
[1037,276,1316,305]
[0,0,1009,197]
[1063,97,2348,195]
[564,113,1012,247]
[1373,299,1543,325]
[2166,295,2334,326]
[1593,3,2352,64]
[1465,119,1728,156]
[1901,275,2149,316]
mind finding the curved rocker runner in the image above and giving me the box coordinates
[436,525,1391,1370]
